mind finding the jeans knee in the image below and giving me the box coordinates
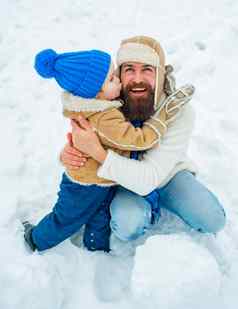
[110,188,152,241]
[110,206,151,241]
[110,220,146,241]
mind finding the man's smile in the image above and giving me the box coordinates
[129,87,147,96]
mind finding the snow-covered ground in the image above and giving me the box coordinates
[1,0,238,308]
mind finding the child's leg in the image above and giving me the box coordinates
[31,173,111,251]
[83,187,117,252]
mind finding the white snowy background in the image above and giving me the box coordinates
[1,0,238,308]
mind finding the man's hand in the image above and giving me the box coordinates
[60,132,88,170]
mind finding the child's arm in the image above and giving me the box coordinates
[63,84,194,152]
[92,85,194,151]
[90,106,167,151]
[62,92,166,151]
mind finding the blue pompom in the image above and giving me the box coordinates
[34,49,58,78]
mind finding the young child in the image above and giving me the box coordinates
[23,48,194,252]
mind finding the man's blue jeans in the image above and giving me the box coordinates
[110,171,226,242]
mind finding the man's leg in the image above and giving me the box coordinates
[97,172,226,301]
[158,170,226,233]
[109,171,226,242]
[157,171,230,273]
[94,187,152,301]
[110,186,152,242]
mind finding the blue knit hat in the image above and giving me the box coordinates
[34,48,111,98]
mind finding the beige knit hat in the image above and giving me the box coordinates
[116,35,166,110]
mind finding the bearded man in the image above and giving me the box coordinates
[61,36,226,300]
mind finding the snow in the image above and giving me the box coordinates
[1,0,238,308]
[133,235,222,309]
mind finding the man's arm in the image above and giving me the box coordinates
[97,105,196,195]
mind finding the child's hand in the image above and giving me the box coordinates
[59,132,88,170]
[71,117,107,163]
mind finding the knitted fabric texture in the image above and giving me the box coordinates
[34,48,111,98]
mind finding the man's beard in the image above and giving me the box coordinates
[120,81,155,122]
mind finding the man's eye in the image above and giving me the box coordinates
[125,68,133,72]
[143,67,153,72]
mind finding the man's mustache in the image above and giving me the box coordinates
[124,81,152,92]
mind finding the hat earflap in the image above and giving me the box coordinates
[164,65,176,96]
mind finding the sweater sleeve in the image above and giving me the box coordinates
[97,105,195,195]
[92,107,167,151]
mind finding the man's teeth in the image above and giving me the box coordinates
[131,88,146,92]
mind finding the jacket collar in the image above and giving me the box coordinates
[61,91,122,112]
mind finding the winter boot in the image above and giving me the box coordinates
[23,221,36,251]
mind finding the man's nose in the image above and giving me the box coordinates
[133,71,143,83]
